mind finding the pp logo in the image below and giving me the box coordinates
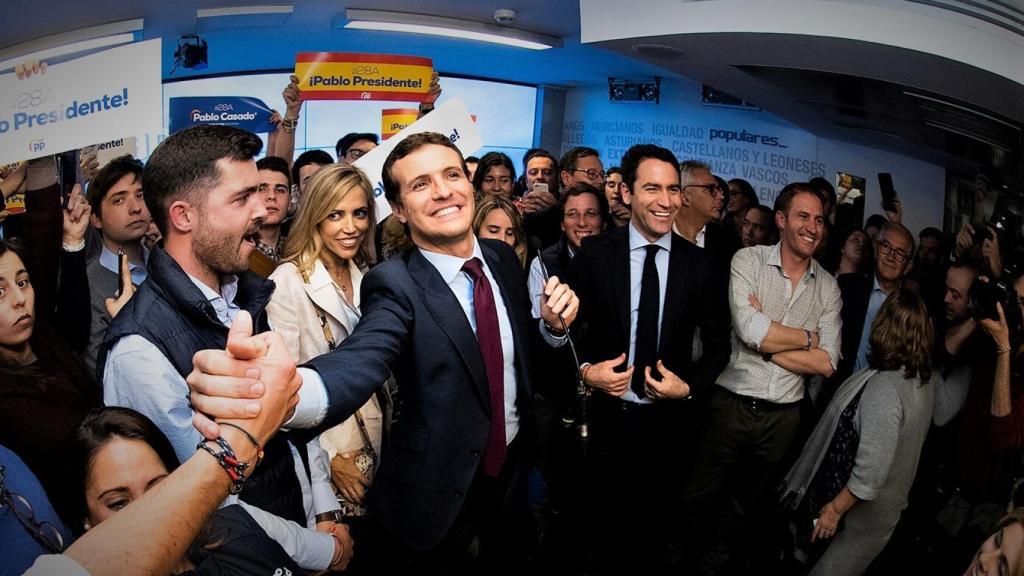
[29,139,45,153]
[360,92,372,100]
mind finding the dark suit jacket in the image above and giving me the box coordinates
[832,272,874,387]
[304,239,538,550]
[570,226,732,404]
[703,220,742,284]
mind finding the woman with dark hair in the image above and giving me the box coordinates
[0,186,102,529]
[725,177,758,235]
[781,288,935,575]
[823,227,872,277]
[472,151,516,198]
[73,407,308,575]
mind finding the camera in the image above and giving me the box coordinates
[969,277,1023,349]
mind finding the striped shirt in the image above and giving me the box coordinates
[717,243,842,404]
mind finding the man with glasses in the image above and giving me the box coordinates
[673,160,741,281]
[334,132,378,164]
[824,221,915,405]
[559,147,606,191]
[524,182,608,563]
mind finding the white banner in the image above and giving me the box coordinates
[0,39,162,165]
[93,136,138,168]
[354,96,482,221]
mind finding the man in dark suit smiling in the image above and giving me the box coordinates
[571,144,731,574]
[187,132,579,574]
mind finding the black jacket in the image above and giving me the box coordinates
[304,239,540,550]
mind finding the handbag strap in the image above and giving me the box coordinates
[310,299,377,462]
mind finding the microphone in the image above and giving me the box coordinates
[530,238,589,443]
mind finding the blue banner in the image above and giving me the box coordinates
[169,96,275,134]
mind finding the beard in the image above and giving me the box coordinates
[192,213,254,276]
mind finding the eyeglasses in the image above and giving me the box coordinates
[345,149,369,161]
[0,466,65,553]
[684,183,725,197]
[572,168,607,182]
[564,209,601,221]
[878,240,910,263]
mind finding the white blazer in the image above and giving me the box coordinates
[268,259,384,458]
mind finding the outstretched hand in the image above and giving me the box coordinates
[187,311,301,443]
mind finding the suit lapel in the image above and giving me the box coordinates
[303,261,356,337]
[611,228,632,343]
[481,242,530,398]
[661,235,690,352]
[407,248,492,414]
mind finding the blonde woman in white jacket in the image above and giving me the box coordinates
[267,163,386,517]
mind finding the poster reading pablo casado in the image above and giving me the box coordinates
[354,96,482,221]
[295,52,433,102]
[0,39,162,165]
[381,109,419,140]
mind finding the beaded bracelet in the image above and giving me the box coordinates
[219,422,264,468]
[197,437,250,495]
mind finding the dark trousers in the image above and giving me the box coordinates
[583,393,693,575]
[349,437,530,576]
[672,386,802,575]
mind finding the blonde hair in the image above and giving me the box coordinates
[473,194,526,268]
[281,163,377,278]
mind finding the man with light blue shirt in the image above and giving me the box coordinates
[827,221,915,400]
[82,155,150,376]
[98,125,352,573]
[571,144,732,574]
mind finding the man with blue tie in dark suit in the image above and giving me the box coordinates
[571,144,732,575]
[186,132,580,574]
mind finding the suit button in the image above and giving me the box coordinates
[454,490,464,499]
[471,449,481,457]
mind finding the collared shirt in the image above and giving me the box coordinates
[103,274,335,570]
[256,235,286,262]
[624,221,673,404]
[854,275,889,372]
[290,238,566,439]
[719,243,842,404]
[98,243,149,286]
[672,221,706,248]
[419,239,519,443]
[187,273,241,325]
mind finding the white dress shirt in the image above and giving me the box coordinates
[623,222,673,404]
[290,238,567,442]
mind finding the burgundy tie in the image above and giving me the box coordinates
[462,257,507,477]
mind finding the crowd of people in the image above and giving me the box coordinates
[1,66,1023,576]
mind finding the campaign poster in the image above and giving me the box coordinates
[353,96,482,221]
[168,96,276,134]
[295,52,433,102]
[0,39,162,165]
